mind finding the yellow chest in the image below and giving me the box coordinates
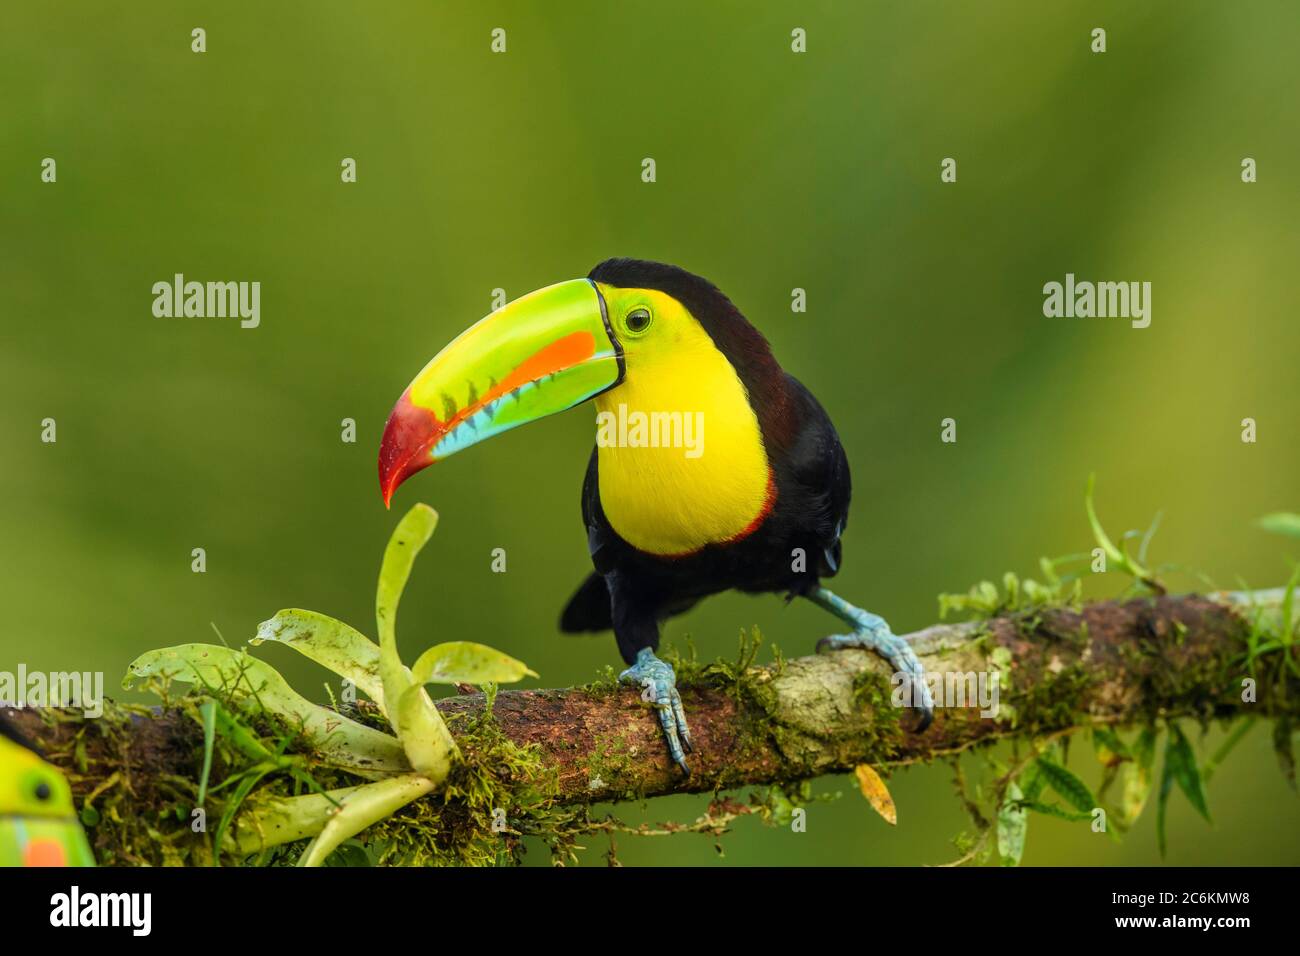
[594,345,772,556]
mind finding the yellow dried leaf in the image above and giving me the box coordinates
[854,764,897,825]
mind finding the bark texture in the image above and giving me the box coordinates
[9,591,1292,808]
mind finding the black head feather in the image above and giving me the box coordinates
[0,710,41,756]
[588,259,790,438]
[589,259,775,365]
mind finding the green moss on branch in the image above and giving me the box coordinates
[7,589,1297,865]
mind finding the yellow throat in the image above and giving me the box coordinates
[593,288,772,556]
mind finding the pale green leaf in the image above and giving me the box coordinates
[253,609,386,713]
[297,773,436,867]
[1258,512,1300,539]
[997,782,1028,866]
[395,684,458,780]
[123,643,408,775]
[377,505,438,650]
[411,641,537,686]
[375,505,436,733]
[228,784,367,856]
[1121,726,1157,825]
[371,505,459,780]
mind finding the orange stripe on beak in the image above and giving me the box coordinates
[378,330,598,506]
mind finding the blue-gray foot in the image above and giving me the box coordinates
[806,586,934,731]
[619,647,692,774]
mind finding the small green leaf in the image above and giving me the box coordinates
[376,505,438,721]
[1121,726,1157,825]
[1092,727,1131,767]
[763,786,797,827]
[395,684,457,780]
[1084,474,1151,581]
[1035,757,1096,814]
[411,641,537,686]
[1020,761,1047,801]
[206,697,276,764]
[297,773,436,867]
[1156,742,1175,858]
[1019,800,1092,823]
[1258,512,1300,539]
[1165,723,1212,823]
[376,505,438,643]
[997,782,1028,866]
[214,764,277,863]
[1085,473,1124,566]
[197,699,217,806]
[253,609,386,713]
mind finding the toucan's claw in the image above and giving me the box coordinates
[809,586,935,732]
[620,648,692,775]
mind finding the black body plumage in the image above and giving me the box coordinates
[560,260,852,666]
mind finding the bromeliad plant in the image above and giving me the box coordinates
[122,504,535,866]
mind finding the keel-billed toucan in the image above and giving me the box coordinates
[379,259,932,772]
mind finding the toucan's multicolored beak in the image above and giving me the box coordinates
[379,278,624,506]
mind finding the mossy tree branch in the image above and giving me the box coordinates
[8,590,1295,820]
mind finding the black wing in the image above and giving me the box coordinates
[579,446,618,575]
[782,374,851,578]
[555,450,619,633]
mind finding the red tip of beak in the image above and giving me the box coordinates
[378,391,441,507]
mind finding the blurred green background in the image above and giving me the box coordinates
[3,1,1298,865]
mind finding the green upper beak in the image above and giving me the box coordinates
[379,278,623,506]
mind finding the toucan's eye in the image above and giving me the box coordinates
[624,307,653,334]
[33,781,52,802]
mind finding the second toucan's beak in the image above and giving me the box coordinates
[379,278,623,506]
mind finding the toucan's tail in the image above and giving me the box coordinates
[560,572,612,633]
